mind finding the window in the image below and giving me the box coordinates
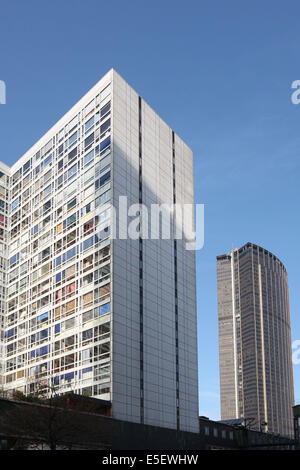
[66,299,75,314]
[84,149,94,167]
[37,312,49,325]
[83,292,93,307]
[99,302,110,316]
[84,132,94,148]
[55,255,62,268]
[68,131,77,147]
[85,116,94,133]
[43,200,51,214]
[64,180,77,199]
[67,198,77,211]
[44,154,52,168]
[58,158,63,172]
[7,328,15,338]
[81,202,93,217]
[66,282,76,298]
[82,310,93,324]
[94,363,110,381]
[100,118,110,136]
[65,213,77,228]
[23,160,31,173]
[11,198,19,211]
[32,224,39,235]
[83,236,94,251]
[57,223,63,234]
[100,102,110,120]
[65,246,76,261]
[100,85,110,101]
[95,190,110,208]
[100,153,111,171]
[82,328,93,342]
[99,283,110,298]
[10,252,19,266]
[68,147,77,162]
[100,136,110,152]
[67,164,77,181]
[44,184,52,198]
[95,171,110,190]
[84,167,94,185]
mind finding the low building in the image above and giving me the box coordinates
[0,397,295,450]
[199,416,294,450]
[293,405,300,449]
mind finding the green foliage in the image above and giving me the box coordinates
[13,390,44,404]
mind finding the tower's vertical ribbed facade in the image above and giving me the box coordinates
[217,242,294,437]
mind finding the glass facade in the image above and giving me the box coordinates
[217,243,295,438]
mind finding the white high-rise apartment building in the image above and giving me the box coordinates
[0,69,198,432]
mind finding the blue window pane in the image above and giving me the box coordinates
[100,136,110,152]
[95,171,111,190]
[44,155,52,167]
[100,171,110,186]
[10,253,19,265]
[83,236,94,251]
[66,213,76,226]
[37,312,49,322]
[39,345,49,356]
[66,247,76,261]
[68,164,77,179]
[12,198,19,211]
[23,160,31,172]
[54,376,59,385]
[65,372,74,381]
[99,302,110,316]
[32,224,39,235]
[69,132,77,146]
[85,116,94,132]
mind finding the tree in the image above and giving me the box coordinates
[10,379,102,449]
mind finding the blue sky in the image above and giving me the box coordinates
[1,0,300,420]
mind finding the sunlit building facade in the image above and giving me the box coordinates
[217,242,294,437]
[0,69,199,432]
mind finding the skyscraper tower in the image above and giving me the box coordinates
[217,242,294,437]
[0,69,199,433]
